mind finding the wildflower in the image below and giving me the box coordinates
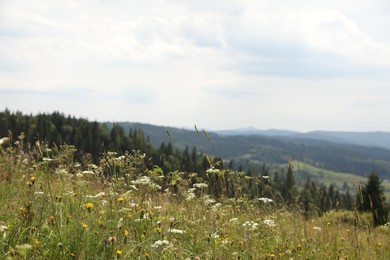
[210,232,219,239]
[0,137,9,146]
[193,183,208,189]
[30,176,36,184]
[151,240,170,248]
[243,221,259,230]
[204,198,216,206]
[66,213,71,220]
[1,225,8,239]
[116,250,122,257]
[81,222,88,230]
[117,197,124,203]
[262,219,276,227]
[168,228,186,234]
[49,215,55,224]
[85,203,94,212]
[34,239,41,247]
[313,226,322,232]
[82,170,94,175]
[258,197,273,203]
[221,239,229,245]
[206,167,220,174]
[186,191,196,201]
[124,230,129,237]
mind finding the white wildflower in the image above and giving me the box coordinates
[213,203,222,208]
[55,169,68,175]
[0,137,9,145]
[169,228,186,234]
[129,185,138,191]
[243,221,259,230]
[206,167,220,174]
[129,202,138,207]
[0,225,8,232]
[82,170,94,175]
[85,192,105,199]
[151,240,170,248]
[263,219,276,227]
[131,176,151,185]
[210,232,219,239]
[258,197,273,203]
[313,226,322,232]
[204,198,215,206]
[221,239,229,245]
[186,191,196,201]
[193,183,208,189]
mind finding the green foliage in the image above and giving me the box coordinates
[0,140,389,259]
[357,172,389,226]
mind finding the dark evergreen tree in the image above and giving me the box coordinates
[357,172,389,226]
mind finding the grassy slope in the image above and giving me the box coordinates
[0,146,389,259]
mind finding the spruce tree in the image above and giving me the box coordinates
[357,172,389,226]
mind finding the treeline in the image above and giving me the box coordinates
[0,109,218,174]
[0,109,388,225]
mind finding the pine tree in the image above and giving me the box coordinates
[357,172,389,226]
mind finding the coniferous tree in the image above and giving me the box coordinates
[357,172,389,226]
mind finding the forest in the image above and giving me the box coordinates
[0,109,388,222]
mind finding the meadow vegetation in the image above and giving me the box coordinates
[0,134,389,259]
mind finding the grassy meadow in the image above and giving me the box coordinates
[0,139,389,259]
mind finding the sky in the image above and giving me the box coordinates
[1,0,390,132]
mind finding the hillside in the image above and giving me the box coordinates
[108,122,390,181]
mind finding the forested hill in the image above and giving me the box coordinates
[0,110,216,175]
[2,110,390,180]
[107,122,390,180]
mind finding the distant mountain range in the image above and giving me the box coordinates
[106,122,390,181]
[214,128,390,151]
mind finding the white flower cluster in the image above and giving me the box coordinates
[186,188,196,201]
[206,167,220,174]
[203,198,216,206]
[131,176,161,191]
[242,221,259,230]
[85,192,105,199]
[258,197,273,203]
[168,228,186,234]
[262,219,276,227]
[0,137,9,146]
[193,183,208,189]
[313,226,322,232]
[151,240,170,248]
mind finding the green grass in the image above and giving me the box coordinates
[0,145,389,259]
[296,162,367,187]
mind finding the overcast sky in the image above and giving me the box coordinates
[1,0,390,132]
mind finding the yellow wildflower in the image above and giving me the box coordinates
[85,203,94,212]
[81,222,88,230]
[117,197,124,203]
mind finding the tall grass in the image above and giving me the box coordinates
[0,138,389,259]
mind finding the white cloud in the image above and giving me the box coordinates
[0,0,390,131]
